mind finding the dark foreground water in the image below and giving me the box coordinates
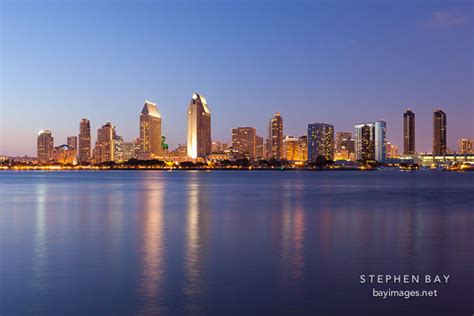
[0,171,473,316]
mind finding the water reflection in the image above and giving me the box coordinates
[33,183,47,291]
[184,173,210,315]
[139,180,165,315]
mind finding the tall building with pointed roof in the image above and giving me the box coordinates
[140,100,162,158]
[187,93,211,159]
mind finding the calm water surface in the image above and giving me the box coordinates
[0,171,473,315]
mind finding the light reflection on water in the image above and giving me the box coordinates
[0,171,473,316]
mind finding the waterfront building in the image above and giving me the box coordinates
[255,136,264,160]
[374,120,387,162]
[458,138,473,154]
[297,135,308,161]
[308,123,334,161]
[96,122,115,163]
[187,93,211,159]
[283,136,299,161]
[37,129,54,163]
[211,141,223,153]
[67,136,77,149]
[386,141,399,158]
[433,109,447,155]
[114,135,124,163]
[140,101,162,159]
[268,112,284,159]
[52,144,77,165]
[78,118,91,164]
[403,110,415,154]
[355,120,386,162]
[123,141,137,161]
[335,132,354,160]
[232,127,257,159]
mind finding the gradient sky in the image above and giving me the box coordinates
[1,0,473,156]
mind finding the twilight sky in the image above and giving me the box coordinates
[1,0,473,156]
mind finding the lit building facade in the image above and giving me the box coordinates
[297,135,308,161]
[140,101,162,159]
[386,141,399,158]
[232,127,257,159]
[268,112,284,159]
[52,144,77,165]
[403,110,415,154]
[211,141,223,153]
[374,120,387,162]
[37,130,54,163]
[123,141,137,161]
[114,135,124,163]
[458,138,473,154]
[355,120,386,162]
[335,132,354,160]
[433,109,447,156]
[187,93,211,159]
[255,136,264,160]
[67,136,77,149]
[95,122,115,163]
[283,136,299,161]
[307,123,334,161]
[78,118,91,164]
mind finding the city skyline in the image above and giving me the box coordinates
[1,1,473,156]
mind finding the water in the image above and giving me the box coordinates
[0,170,473,315]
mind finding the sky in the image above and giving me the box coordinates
[1,0,473,156]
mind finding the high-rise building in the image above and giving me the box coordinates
[283,136,299,160]
[268,112,284,159]
[458,138,473,154]
[123,141,137,161]
[386,142,399,158]
[95,122,115,163]
[335,132,354,160]
[307,123,334,161]
[37,130,54,163]
[403,110,415,155]
[78,118,91,163]
[67,136,78,149]
[433,109,447,156]
[355,120,386,162]
[232,127,257,159]
[255,136,264,160]
[140,101,162,159]
[374,120,387,162]
[296,135,308,161]
[114,135,124,163]
[187,93,211,159]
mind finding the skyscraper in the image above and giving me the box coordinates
[374,120,386,163]
[187,93,211,159]
[67,136,78,150]
[96,122,115,163]
[255,136,264,159]
[335,132,354,160]
[78,119,91,164]
[297,135,308,161]
[37,130,54,163]
[355,120,386,162]
[433,109,447,156]
[307,123,334,161]
[283,136,299,160]
[140,101,162,159]
[403,109,415,155]
[232,127,257,159]
[268,112,283,159]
